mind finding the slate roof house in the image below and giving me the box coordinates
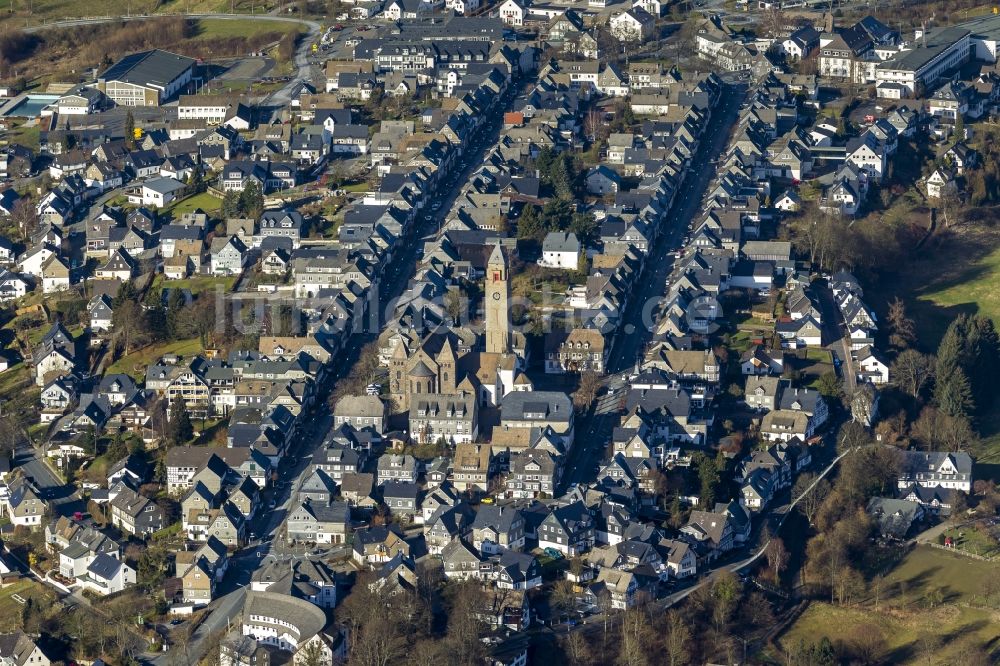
[110,484,165,536]
[538,501,594,556]
[5,477,46,527]
[867,497,924,539]
[471,505,525,555]
[80,552,137,595]
[286,499,351,545]
[0,631,51,666]
[681,509,734,561]
[896,451,972,492]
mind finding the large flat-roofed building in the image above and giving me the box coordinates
[97,49,195,106]
[872,14,1000,98]
[876,26,971,97]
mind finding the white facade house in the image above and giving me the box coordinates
[897,451,973,492]
[130,176,186,208]
[609,8,655,43]
[0,270,29,301]
[497,0,525,26]
[925,167,957,199]
[239,591,329,653]
[539,232,580,270]
[855,346,889,384]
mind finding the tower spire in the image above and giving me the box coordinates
[485,242,510,355]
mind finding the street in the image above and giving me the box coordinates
[141,72,526,666]
[815,277,858,394]
[13,445,84,517]
[559,83,748,493]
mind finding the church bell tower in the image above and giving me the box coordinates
[485,243,511,354]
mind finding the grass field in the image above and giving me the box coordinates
[7,123,41,151]
[105,338,203,380]
[940,524,1000,559]
[0,364,31,396]
[778,546,1000,664]
[868,226,1000,351]
[163,191,222,219]
[191,17,304,40]
[916,242,1000,338]
[151,274,236,295]
[0,1,288,26]
[865,225,1000,466]
[0,580,58,632]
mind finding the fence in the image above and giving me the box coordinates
[927,542,999,562]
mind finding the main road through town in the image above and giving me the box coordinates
[140,75,525,666]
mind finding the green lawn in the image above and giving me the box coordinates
[163,191,221,219]
[0,580,58,632]
[191,17,304,40]
[865,225,1000,464]
[7,123,40,151]
[778,546,1000,664]
[779,602,998,664]
[0,364,31,397]
[939,525,1000,559]
[0,1,288,26]
[915,240,1000,341]
[883,545,998,602]
[803,348,832,364]
[728,330,755,354]
[105,338,203,380]
[868,226,1000,350]
[150,274,236,296]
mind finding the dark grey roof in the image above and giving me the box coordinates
[86,552,123,580]
[382,480,420,500]
[500,391,572,422]
[100,49,194,87]
[867,497,921,538]
[472,504,522,532]
[242,591,327,642]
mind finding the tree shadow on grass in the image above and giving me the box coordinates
[870,227,1000,350]
[885,564,941,600]
[881,641,917,664]
[938,618,988,648]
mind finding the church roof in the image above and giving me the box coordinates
[409,359,435,377]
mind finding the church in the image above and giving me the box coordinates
[388,244,532,443]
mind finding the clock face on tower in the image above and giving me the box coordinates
[492,291,501,300]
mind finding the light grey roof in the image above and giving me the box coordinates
[143,176,186,195]
[334,394,384,418]
[242,590,327,642]
[542,231,581,253]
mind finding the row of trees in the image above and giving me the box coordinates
[337,569,493,666]
[801,439,897,605]
[534,148,579,201]
[109,281,210,358]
